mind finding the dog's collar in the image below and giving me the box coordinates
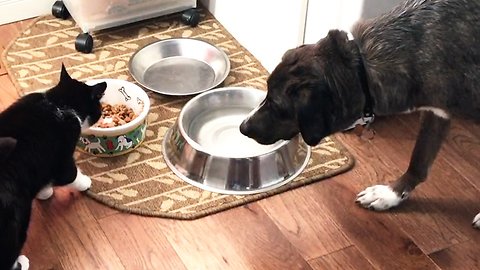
[348,32,375,119]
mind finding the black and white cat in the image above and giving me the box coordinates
[0,64,106,270]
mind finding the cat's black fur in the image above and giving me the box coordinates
[0,64,106,269]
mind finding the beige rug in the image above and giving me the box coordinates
[2,9,354,219]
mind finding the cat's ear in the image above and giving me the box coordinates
[0,137,17,162]
[60,63,71,82]
[91,82,107,100]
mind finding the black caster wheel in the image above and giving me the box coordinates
[75,33,94,53]
[181,9,200,27]
[52,1,70,19]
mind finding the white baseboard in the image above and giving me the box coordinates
[0,0,56,25]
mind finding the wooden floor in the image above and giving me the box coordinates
[1,20,479,270]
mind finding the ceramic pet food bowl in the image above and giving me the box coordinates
[128,38,230,96]
[77,79,150,157]
[163,87,311,195]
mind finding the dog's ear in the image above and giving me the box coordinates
[282,45,307,64]
[282,48,296,63]
[296,89,332,146]
[318,30,356,61]
[327,30,349,44]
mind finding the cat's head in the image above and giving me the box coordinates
[47,64,107,130]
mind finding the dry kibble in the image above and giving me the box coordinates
[94,102,137,128]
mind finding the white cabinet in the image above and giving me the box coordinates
[304,0,405,44]
[200,0,364,72]
[304,0,363,44]
[201,0,401,72]
[201,0,308,73]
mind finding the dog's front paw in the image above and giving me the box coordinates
[14,255,29,270]
[36,186,53,200]
[356,185,405,211]
[473,213,480,229]
[67,169,92,191]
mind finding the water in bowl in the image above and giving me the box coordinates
[187,107,282,158]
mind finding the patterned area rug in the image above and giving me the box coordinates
[2,9,354,219]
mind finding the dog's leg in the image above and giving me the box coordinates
[356,111,450,210]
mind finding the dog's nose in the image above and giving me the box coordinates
[239,120,250,136]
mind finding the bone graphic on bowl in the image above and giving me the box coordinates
[117,86,131,101]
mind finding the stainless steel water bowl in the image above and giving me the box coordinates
[163,87,311,195]
[129,38,230,96]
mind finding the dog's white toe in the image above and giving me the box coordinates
[67,168,92,191]
[36,186,53,200]
[473,213,480,229]
[14,255,29,270]
[356,185,404,211]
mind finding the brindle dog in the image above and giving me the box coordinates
[240,0,480,228]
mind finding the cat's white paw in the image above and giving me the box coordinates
[36,186,53,200]
[13,255,29,270]
[356,185,406,210]
[473,213,480,229]
[67,168,91,191]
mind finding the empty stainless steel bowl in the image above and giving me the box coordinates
[163,87,311,195]
[129,38,230,96]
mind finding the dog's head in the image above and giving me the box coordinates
[240,30,366,146]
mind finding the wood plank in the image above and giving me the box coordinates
[84,196,121,220]
[32,187,125,270]
[99,213,186,270]
[308,246,376,270]
[306,171,440,270]
[157,203,313,270]
[349,115,480,254]
[445,119,480,189]
[22,202,64,270]
[429,240,480,269]
[330,127,444,268]
[258,187,351,260]
[460,118,480,137]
